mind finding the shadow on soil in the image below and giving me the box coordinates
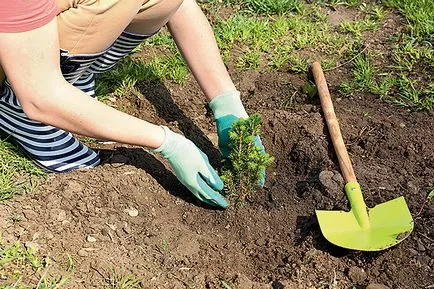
[99,148,224,210]
[137,80,222,167]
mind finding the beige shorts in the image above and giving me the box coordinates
[56,0,183,54]
[0,0,182,85]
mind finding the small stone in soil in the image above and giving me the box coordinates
[124,208,139,217]
[331,172,344,185]
[22,210,37,220]
[319,170,342,200]
[86,235,97,243]
[409,248,418,256]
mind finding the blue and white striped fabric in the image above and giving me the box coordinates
[0,31,150,172]
[73,72,96,97]
[0,83,100,172]
[89,31,150,74]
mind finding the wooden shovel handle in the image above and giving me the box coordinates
[311,62,357,183]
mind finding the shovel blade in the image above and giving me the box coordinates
[316,196,414,251]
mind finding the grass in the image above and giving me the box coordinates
[352,55,375,88]
[211,7,356,72]
[0,140,44,201]
[0,240,142,289]
[338,4,388,37]
[95,53,188,100]
[105,269,143,289]
[391,37,433,72]
[0,239,71,288]
[222,0,303,14]
[339,18,378,37]
[384,0,434,41]
[339,51,433,110]
[315,0,362,8]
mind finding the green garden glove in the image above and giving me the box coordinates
[154,126,228,208]
[209,91,266,187]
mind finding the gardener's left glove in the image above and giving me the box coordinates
[209,90,266,187]
[154,126,228,208]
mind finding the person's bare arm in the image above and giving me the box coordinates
[0,18,164,148]
[167,0,236,101]
[0,17,229,207]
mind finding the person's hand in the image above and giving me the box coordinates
[154,126,229,208]
[209,91,266,187]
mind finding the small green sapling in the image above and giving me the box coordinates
[221,113,274,206]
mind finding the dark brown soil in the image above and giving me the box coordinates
[1,67,433,288]
[1,5,433,289]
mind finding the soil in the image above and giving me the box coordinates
[1,5,433,289]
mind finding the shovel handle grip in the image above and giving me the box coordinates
[311,62,357,183]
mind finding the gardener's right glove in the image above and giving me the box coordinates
[209,90,266,187]
[154,126,229,209]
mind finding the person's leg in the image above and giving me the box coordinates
[0,83,100,172]
[0,0,143,172]
[56,0,144,54]
[126,0,184,35]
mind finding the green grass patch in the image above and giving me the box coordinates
[0,239,71,288]
[385,0,434,41]
[338,4,387,37]
[213,9,355,73]
[236,49,262,70]
[96,53,188,99]
[105,269,143,289]
[223,0,303,14]
[391,36,434,71]
[0,140,44,201]
[339,18,379,37]
[315,0,362,8]
[330,1,433,111]
[352,54,375,88]
[393,75,434,110]
[339,51,433,110]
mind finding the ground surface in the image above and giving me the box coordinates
[1,68,433,289]
[1,2,433,289]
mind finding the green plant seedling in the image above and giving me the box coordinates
[106,269,143,289]
[221,114,274,206]
[302,80,317,101]
[221,280,233,289]
[161,239,169,252]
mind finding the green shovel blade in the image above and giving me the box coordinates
[316,183,414,251]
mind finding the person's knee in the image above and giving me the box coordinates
[126,0,184,35]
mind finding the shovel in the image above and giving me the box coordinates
[311,62,414,251]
